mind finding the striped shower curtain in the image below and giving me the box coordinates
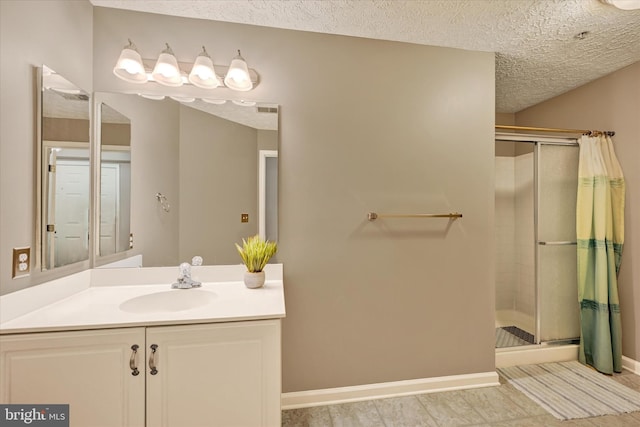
[577,134,625,374]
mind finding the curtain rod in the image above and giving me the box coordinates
[496,125,615,137]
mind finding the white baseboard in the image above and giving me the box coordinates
[281,352,634,410]
[496,344,579,368]
[622,355,640,374]
[281,371,499,410]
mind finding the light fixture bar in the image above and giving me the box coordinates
[139,59,260,88]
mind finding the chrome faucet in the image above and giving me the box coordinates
[171,259,202,289]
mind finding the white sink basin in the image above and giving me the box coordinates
[119,289,217,314]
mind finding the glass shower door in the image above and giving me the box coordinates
[536,143,580,343]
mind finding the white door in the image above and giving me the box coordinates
[146,320,281,427]
[0,328,146,427]
[54,160,90,267]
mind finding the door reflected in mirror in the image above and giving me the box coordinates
[39,65,91,270]
[99,103,131,257]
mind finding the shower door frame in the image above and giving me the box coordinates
[496,132,580,347]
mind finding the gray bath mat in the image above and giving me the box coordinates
[498,361,640,420]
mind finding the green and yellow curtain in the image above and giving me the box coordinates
[577,134,625,374]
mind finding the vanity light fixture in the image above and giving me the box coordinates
[224,50,253,92]
[601,0,640,9]
[113,39,147,84]
[188,46,220,89]
[151,43,183,87]
[113,42,259,91]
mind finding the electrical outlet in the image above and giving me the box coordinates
[241,213,249,223]
[12,247,30,278]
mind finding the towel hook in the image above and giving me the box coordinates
[156,193,170,212]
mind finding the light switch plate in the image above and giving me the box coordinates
[12,247,30,278]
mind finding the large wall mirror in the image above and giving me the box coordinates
[94,93,278,268]
[38,65,91,271]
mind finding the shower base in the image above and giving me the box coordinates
[496,343,579,368]
[496,326,535,348]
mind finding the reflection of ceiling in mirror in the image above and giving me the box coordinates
[179,100,278,131]
[43,90,90,120]
[42,68,90,120]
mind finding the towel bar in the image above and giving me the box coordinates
[367,212,462,221]
[538,241,577,246]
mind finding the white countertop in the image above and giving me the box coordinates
[0,264,285,334]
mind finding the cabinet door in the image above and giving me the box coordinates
[0,328,145,427]
[146,320,281,427]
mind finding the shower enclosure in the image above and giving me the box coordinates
[495,133,581,349]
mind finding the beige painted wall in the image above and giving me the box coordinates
[496,112,516,126]
[179,106,258,264]
[258,129,278,152]
[101,122,131,146]
[0,0,93,294]
[516,61,640,361]
[43,118,90,142]
[92,7,496,392]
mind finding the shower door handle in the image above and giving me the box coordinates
[537,241,577,245]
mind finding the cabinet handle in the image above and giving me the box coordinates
[149,344,158,375]
[130,345,140,376]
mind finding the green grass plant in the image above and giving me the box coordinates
[235,235,278,272]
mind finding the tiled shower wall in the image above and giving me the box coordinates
[495,151,535,333]
[495,156,516,312]
[515,153,535,330]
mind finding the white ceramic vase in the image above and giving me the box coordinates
[244,271,266,289]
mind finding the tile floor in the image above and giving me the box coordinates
[282,368,640,426]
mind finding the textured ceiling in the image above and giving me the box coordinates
[90,0,640,113]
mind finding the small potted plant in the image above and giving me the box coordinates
[235,235,278,288]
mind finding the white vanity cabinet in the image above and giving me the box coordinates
[0,328,146,426]
[146,320,281,427]
[0,320,281,427]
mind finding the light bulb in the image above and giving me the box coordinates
[113,40,147,84]
[224,50,253,91]
[156,55,179,78]
[194,61,213,79]
[121,56,144,75]
[152,43,183,87]
[189,46,219,89]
